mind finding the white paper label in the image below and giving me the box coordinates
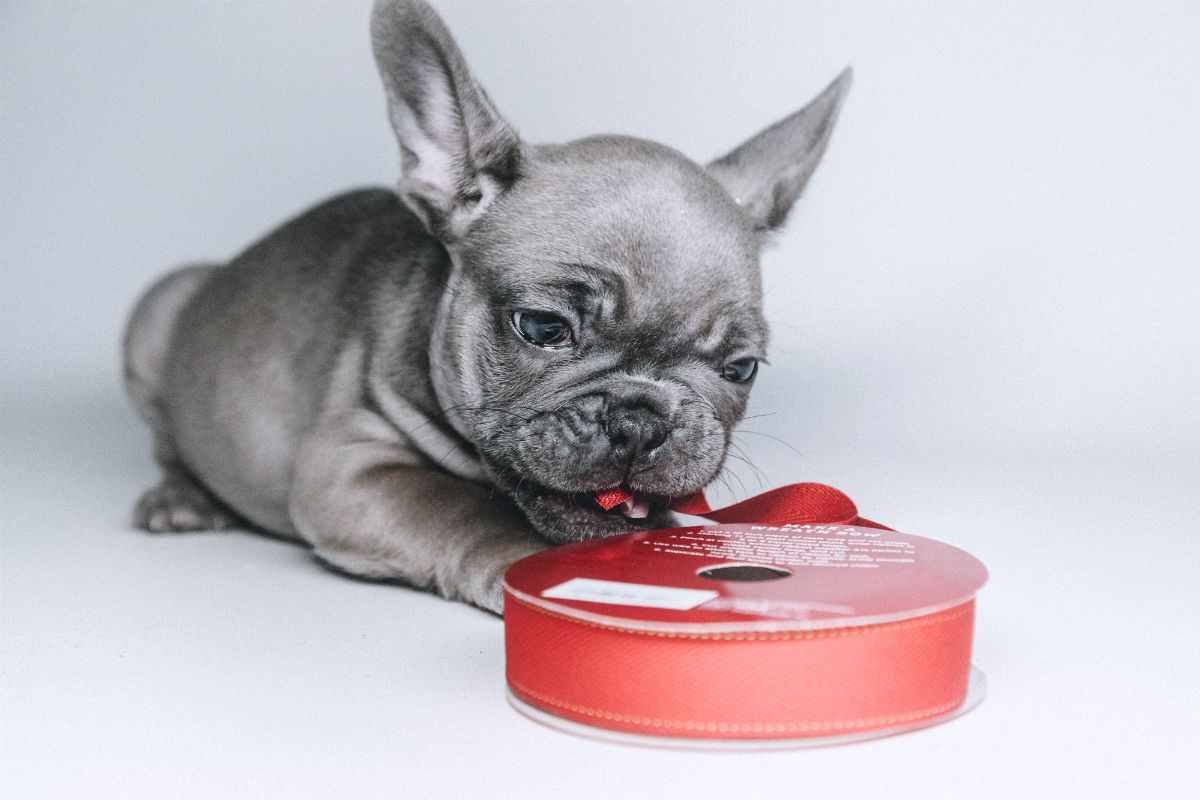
[541,578,718,610]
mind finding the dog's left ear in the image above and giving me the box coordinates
[707,68,852,235]
[371,0,522,242]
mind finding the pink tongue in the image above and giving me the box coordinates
[594,489,649,518]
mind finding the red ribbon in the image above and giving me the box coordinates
[669,482,893,531]
[506,483,983,743]
[505,596,976,741]
[595,482,893,531]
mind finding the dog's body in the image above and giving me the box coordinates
[123,0,850,613]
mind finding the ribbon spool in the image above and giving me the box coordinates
[503,508,987,748]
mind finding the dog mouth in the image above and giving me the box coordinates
[593,488,652,518]
[557,486,669,520]
[500,478,677,544]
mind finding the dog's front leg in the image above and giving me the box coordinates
[289,411,546,614]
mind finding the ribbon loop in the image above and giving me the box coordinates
[671,482,892,531]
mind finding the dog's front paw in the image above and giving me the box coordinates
[132,472,237,532]
[461,537,548,616]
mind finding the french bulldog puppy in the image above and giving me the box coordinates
[123,0,850,613]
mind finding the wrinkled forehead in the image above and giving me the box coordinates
[465,138,765,329]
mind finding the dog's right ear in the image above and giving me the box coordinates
[371,0,522,242]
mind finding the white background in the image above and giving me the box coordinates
[2,1,1197,797]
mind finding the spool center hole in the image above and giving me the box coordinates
[696,564,792,582]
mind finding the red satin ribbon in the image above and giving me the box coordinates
[506,483,982,742]
[595,482,893,531]
[505,596,976,741]
[669,482,893,531]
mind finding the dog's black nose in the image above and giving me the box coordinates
[604,404,669,464]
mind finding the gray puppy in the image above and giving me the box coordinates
[123,0,850,613]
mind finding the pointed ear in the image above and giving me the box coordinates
[371,0,522,242]
[707,68,852,234]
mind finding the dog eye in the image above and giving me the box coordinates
[512,310,574,349]
[722,357,758,384]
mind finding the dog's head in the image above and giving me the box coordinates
[372,0,850,543]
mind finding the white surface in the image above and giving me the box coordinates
[2,1,1198,798]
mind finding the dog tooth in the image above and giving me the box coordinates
[620,496,650,519]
